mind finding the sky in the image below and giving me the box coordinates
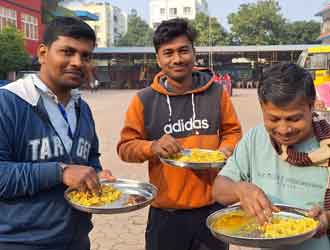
[69,0,326,30]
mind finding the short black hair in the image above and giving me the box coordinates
[153,18,197,52]
[43,16,96,46]
[258,63,316,107]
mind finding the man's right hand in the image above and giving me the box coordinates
[151,134,183,158]
[62,165,101,195]
[234,182,279,225]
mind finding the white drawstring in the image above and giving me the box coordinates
[191,93,196,121]
[191,93,199,135]
[166,95,172,122]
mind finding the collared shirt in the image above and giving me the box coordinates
[31,75,80,154]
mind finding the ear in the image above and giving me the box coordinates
[38,44,48,65]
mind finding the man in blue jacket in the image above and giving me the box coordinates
[0,17,113,250]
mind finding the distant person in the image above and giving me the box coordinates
[0,17,114,250]
[117,18,242,250]
[213,63,330,250]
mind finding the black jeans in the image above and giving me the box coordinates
[146,203,228,250]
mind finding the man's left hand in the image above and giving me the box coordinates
[308,205,329,237]
[98,169,116,181]
[219,147,233,158]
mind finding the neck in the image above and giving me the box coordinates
[39,74,71,105]
[166,75,193,93]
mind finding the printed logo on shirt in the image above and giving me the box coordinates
[76,137,91,160]
[163,118,210,134]
[29,136,65,161]
[29,136,91,161]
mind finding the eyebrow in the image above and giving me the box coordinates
[162,45,191,53]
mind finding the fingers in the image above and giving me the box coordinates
[98,170,116,181]
[308,205,322,218]
[238,183,274,225]
[152,135,182,158]
[84,173,101,196]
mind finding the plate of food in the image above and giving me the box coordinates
[206,204,319,248]
[64,179,158,214]
[160,148,226,170]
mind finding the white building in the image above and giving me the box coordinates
[64,1,127,47]
[149,0,208,29]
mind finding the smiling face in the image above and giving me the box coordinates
[38,36,94,92]
[261,97,314,146]
[156,35,195,83]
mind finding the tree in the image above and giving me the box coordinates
[282,21,320,44]
[228,0,286,45]
[116,10,153,46]
[0,27,29,78]
[190,12,228,46]
[42,0,75,24]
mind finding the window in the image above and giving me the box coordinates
[21,13,38,40]
[169,8,177,17]
[160,8,165,16]
[183,7,192,15]
[0,6,17,31]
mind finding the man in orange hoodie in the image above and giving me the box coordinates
[117,18,242,250]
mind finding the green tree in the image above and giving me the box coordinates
[282,21,320,44]
[0,27,29,79]
[116,10,153,46]
[190,12,228,46]
[42,0,75,24]
[228,0,286,45]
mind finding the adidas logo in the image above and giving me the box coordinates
[163,118,210,134]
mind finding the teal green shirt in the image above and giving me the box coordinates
[220,124,330,250]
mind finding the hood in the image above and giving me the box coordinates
[1,74,80,106]
[1,74,41,106]
[149,68,217,133]
[150,67,215,96]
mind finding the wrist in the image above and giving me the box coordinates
[234,181,245,201]
[58,162,69,183]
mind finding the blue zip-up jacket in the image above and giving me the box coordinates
[0,75,102,246]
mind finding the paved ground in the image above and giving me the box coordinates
[82,88,262,250]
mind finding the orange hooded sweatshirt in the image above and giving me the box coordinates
[117,69,242,209]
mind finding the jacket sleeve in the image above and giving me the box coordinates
[117,95,154,163]
[0,104,61,199]
[218,89,242,151]
[87,111,102,172]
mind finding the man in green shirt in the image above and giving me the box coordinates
[213,63,330,250]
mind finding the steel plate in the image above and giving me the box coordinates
[206,204,318,248]
[64,179,158,214]
[160,149,226,170]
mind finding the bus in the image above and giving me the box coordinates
[297,45,330,110]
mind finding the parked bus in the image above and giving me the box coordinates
[297,45,330,111]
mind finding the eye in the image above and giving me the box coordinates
[62,49,73,56]
[269,117,279,122]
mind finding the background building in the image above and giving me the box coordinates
[0,0,42,56]
[65,1,127,47]
[149,0,208,29]
[316,1,330,43]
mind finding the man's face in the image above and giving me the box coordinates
[38,36,94,90]
[261,97,314,146]
[156,35,195,83]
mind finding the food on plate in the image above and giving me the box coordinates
[170,149,225,163]
[67,184,121,206]
[211,210,318,238]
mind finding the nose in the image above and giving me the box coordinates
[276,122,293,135]
[172,52,182,64]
